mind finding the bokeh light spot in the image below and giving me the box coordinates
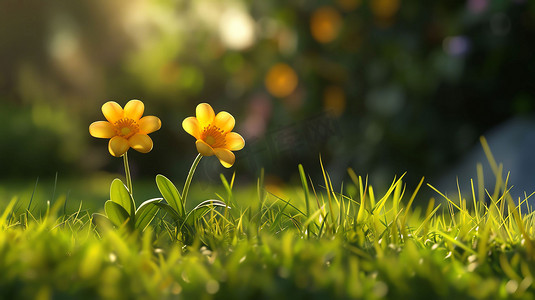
[373,281,389,298]
[278,28,298,56]
[177,65,204,93]
[323,86,346,117]
[223,53,244,74]
[505,280,519,294]
[371,0,400,21]
[442,36,471,56]
[366,85,404,116]
[205,280,220,294]
[337,0,362,12]
[219,7,256,50]
[49,28,79,63]
[310,7,342,44]
[160,62,180,84]
[265,63,298,98]
[468,0,488,14]
[490,13,511,36]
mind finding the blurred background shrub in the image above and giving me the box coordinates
[1,0,534,189]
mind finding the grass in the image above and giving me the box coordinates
[1,147,535,299]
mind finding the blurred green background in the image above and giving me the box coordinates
[1,0,534,197]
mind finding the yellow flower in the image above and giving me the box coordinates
[89,100,161,157]
[182,103,245,168]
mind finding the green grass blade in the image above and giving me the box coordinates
[427,183,462,212]
[372,174,405,215]
[0,198,17,227]
[320,156,335,227]
[298,164,311,237]
[435,229,476,255]
[185,199,228,227]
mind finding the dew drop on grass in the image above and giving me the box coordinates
[278,267,290,278]
[200,246,212,256]
[206,280,220,294]
[373,281,388,298]
[181,271,190,283]
[506,280,519,294]
[171,282,182,295]
[520,277,533,293]
[467,262,478,272]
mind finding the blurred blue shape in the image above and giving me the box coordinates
[438,116,535,206]
[443,36,471,57]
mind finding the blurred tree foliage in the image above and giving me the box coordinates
[0,0,534,186]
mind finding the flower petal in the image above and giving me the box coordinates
[196,103,215,128]
[225,132,245,151]
[102,101,124,124]
[213,111,235,133]
[89,121,116,138]
[128,134,153,153]
[124,99,145,121]
[182,116,201,139]
[196,139,215,156]
[139,116,161,134]
[108,136,130,157]
[214,148,235,168]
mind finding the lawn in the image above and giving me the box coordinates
[1,144,533,299]
[2,1,534,299]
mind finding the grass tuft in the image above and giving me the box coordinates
[1,146,535,298]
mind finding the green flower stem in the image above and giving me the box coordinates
[123,151,133,198]
[182,153,202,210]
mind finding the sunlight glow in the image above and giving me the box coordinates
[443,36,470,56]
[219,7,256,50]
[310,7,342,44]
[371,0,400,24]
[265,63,298,98]
[468,0,488,14]
[336,0,362,11]
[324,86,346,117]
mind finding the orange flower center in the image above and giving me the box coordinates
[114,118,139,139]
[201,124,226,148]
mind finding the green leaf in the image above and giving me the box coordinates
[135,198,162,232]
[105,200,131,228]
[149,201,190,236]
[152,202,182,223]
[298,164,310,217]
[156,174,184,217]
[185,199,228,227]
[110,179,135,219]
[92,213,114,233]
